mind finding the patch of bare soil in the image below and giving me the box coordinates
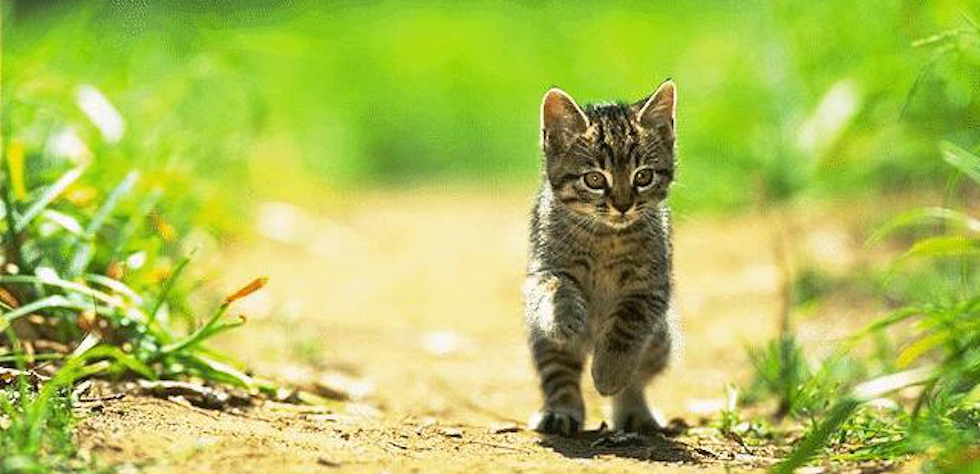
[75,190,908,473]
[78,395,771,473]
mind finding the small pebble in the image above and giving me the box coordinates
[440,427,463,438]
[490,422,521,434]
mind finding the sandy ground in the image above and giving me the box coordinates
[75,189,896,473]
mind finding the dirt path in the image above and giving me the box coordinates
[76,190,884,473]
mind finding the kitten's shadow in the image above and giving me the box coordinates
[538,429,698,463]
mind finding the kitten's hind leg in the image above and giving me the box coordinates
[528,337,587,436]
[611,337,671,434]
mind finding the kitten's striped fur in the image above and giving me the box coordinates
[524,81,678,435]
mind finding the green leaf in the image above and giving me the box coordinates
[14,166,87,233]
[67,170,140,277]
[897,236,980,262]
[187,353,255,387]
[148,250,194,325]
[867,207,980,246]
[772,367,934,473]
[941,141,980,185]
[0,295,83,326]
[80,345,156,380]
[155,305,243,360]
[84,273,144,305]
[896,332,948,368]
[39,209,84,236]
[0,275,142,318]
[771,398,862,474]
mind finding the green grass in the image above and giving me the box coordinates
[0,93,273,472]
[713,22,980,472]
[739,141,980,473]
[1,335,113,474]
[0,161,269,389]
[2,376,90,473]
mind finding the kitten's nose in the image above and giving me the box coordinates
[612,200,632,214]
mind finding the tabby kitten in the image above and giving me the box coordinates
[524,80,678,435]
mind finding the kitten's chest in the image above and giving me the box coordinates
[572,230,665,317]
[585,264,627,318]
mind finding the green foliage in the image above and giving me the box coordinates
[743,335,870,424]
[1,153,266,388]
[5,1,979,213]
[745,19,980,470]
[743,336,812,418]
[771,398,863,474]
[0,340,118,474]
[1,379,85,473]
[1,76,269,473]
[757,138,980,470]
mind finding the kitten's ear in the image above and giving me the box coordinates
[634,80,676,133]
[541,88,589,152]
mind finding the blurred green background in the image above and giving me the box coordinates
[3,0,979,226]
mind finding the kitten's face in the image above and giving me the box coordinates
[540,82,676,229]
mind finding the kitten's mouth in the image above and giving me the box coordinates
[604,213,637,229]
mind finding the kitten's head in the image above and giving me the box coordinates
[540,81,676,229]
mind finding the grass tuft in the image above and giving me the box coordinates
[1,94,270,471]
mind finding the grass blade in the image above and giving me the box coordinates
[867,207,980,246]
[14,165,87,232]
[771,368,935,473]
[897,236,980,262]
[0,295,81,326]
[852,305,934,339]
[6,141,27,200]
[771,398,862,474]
[1,162,26,270]
[0,353,65,363]
[80,345,156,380]
[186,353,255,388]
[83,171,141,238]
[896,332,948,368]
[68,170,140,277]
[148,250,195,325]
[154,305,237,360]
[152,277,264,363]
[108,188,161,262]
[0,275,140,317]
[941,141,980,186]
[39,209,84,236]
[84,273,144,305]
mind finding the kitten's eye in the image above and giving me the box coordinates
[582,171,607,190]
[633,168,654,188]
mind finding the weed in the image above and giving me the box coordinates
[763,141,980,472]
[1,88,269,472]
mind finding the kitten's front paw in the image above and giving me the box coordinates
[529,406,583,436]
[591,348,640,396]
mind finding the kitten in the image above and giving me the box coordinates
[523,80,678,435]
